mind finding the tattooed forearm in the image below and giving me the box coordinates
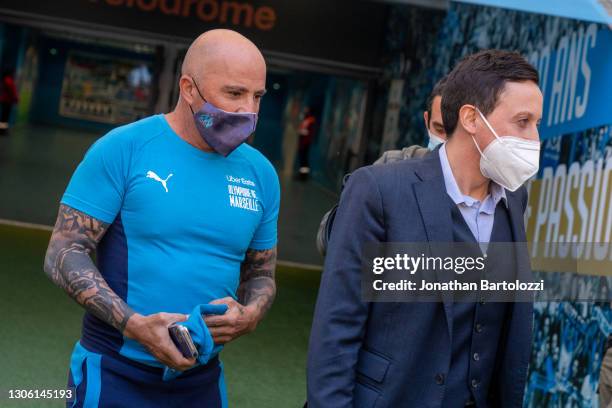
[237,247,277,318]
[43,205,134,332]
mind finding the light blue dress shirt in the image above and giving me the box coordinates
[438,144,506,248]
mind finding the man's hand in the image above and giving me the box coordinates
[204,297,258,344]
[203,247,277,344]
[124,312,196,371]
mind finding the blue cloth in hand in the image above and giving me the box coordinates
[163,303,228,381]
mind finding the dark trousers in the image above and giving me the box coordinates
[1,102,12,123]
[298,144,311,168]
[67,341,225,408]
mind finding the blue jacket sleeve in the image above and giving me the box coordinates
[307,166,385,407]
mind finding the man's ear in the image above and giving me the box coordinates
[423,111,429,130]
[179,75,196,105]
[458,105,478,135]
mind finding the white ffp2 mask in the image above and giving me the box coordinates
[472,109,540,192]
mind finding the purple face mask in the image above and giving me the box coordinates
[190,79,258,157]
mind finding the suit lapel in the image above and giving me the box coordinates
[505,189,533,294]
[412,150,454,338]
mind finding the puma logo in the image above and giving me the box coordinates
[146,171,173,193]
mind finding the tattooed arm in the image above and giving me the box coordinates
[43,204,134,331]
[205,247,277,344]
[237,247,277,317]
[44,204,195,371]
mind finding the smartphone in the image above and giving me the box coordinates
[168,324,199,360]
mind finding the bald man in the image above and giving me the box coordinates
[44,30,279,407]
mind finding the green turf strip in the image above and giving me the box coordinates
[0,224,321,407]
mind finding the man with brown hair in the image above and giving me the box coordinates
[308,49,542,407]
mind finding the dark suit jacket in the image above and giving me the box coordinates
[306,149,533,408]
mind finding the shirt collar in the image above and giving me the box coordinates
[438,144,507,212]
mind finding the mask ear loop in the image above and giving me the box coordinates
[472,108,489,159]
[471,134,486,156]
[476,108,504,144]
[473,107,506,164]
[191,77,208,103]
[188,77,209,115]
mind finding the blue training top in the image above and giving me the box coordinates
[61,114,280,367]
